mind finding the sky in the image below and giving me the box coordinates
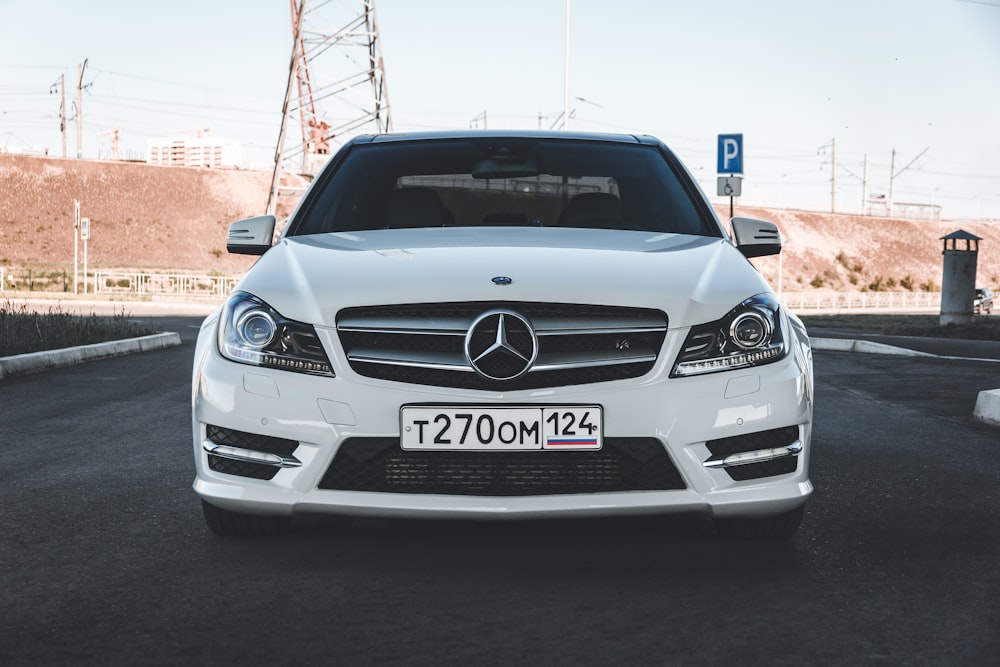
[1,0,999,220]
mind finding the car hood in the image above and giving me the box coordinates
[235,227,773,329]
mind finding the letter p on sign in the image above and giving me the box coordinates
[717,134,743,174]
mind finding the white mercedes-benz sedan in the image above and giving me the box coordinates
[192,131,813,538]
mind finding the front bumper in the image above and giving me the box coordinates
[192,319,813,520]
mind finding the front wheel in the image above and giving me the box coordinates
[201,500,291,537]
[713,504,805,540]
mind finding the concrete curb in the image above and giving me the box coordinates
[974,390,1000,427]
[0,332,182,380]
[813,337,1000,427]
[810,337,936,357]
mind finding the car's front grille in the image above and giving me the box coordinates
[705,426,800,481]
[318,437,686,495]
[336,302,668,390]
[205,425,299,481]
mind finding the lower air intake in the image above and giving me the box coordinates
[319,437,686,496]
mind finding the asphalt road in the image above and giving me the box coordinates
[2,318,999,666]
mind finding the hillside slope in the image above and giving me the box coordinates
[0,155,300,275]
[722,206,1000,294]
[1,154,997,292]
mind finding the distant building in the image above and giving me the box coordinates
[146,137,243,168]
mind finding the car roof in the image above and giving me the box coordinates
[351,129,663,147]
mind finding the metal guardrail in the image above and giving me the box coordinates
[93,272,240,298]
[780,291,941,311]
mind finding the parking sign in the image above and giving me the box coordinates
[717,134,743,174]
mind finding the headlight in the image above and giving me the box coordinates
[671,294,786,377]
[218,291,334,376]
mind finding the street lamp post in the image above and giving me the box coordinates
[563,0,571,130]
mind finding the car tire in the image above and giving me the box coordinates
[713,504,804,540]
[201,500,290,537]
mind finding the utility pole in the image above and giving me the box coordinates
[861,154,868,215]
[818,138,835,212]
[50,74,68,157]
[888,146,930,218]
[887,148,896,217]
[61,74,67,158]
[830,137,836,213]
[76,61,87,159]
[59,75,67,158]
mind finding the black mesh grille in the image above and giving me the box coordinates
[206,425,299,458]
[205,425,300,481]
[337,302,667,391]
[705,426,800,481]
[725,457,798,481]
[349,361,655,391]
[319,437,686,496]
[208,455,280,480]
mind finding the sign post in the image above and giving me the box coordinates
[80,217,90,294]
[73,199,80,294]
[717,134,744,218]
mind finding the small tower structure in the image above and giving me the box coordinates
[939,230,982,325]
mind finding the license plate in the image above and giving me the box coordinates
[400,406,602,451]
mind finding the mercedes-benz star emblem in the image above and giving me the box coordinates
[465,310,538,381]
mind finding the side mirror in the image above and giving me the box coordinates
[731,217,782,258]
[226,215,276,255]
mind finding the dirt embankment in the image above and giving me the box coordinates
[0,155,300,277]
[722,206,1000,294]
[1,154,998,292]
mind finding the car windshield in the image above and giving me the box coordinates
[289,138,717,237]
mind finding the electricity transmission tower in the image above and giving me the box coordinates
[267,0,393,215]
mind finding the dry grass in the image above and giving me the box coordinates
[0,300,160,356]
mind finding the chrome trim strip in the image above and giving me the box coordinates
[337,315,471,333]
[531,352,658,371]
[202,441,302,468]
[338,326,467,336]
[348,349,657,373]
[531,315,667,332]
[703,440,803,469]
[348,349,475,372]
[535,326,666,336]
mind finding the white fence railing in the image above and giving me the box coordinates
[780,291,941,312]
[94,272,240,298]
[39,271,944,313]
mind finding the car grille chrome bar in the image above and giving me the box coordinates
[336,302,668,390]
[347,349,475,371]
[347,347,660,373]
[702,440,802,469]
[202,441,302,468]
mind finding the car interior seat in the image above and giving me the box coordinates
[556,192,623,229]
[384,187,450,228]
